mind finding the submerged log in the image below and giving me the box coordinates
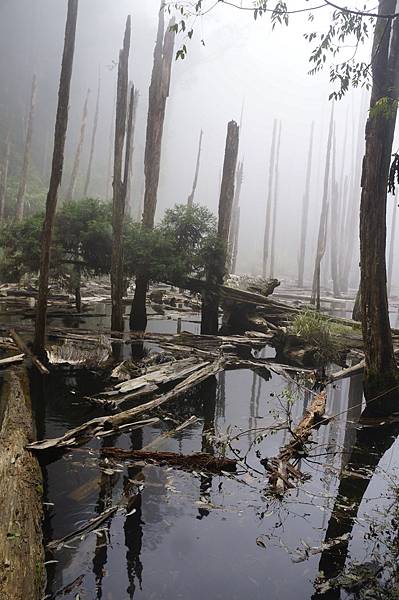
[101,447,237,473]
[264,391,327,494]
[0,368,44,599]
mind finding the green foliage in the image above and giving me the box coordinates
[288,309,349,364]
[0,211,46,281]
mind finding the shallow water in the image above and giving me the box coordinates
[3,301,399,599]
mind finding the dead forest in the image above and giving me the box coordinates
[2,1,399,599]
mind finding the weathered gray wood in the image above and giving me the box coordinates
[16,74,37,221]
[65,87,90,200]
[83,71,101,197]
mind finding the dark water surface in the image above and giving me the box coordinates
[4,301,399,599]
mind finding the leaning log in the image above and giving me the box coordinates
[0,368,44,599]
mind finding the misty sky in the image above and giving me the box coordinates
[1,0,395,289]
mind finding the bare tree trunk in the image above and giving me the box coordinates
[229,160,244,273]
[15,74,37,221]
[387,193,398,297]
[262,119,277,278]
[33,0,79,358]
[130,3,175,332]
[65,87,90,201]
[270,121,282,279]
[83,71,101,197]
[341,94,368,292]
[110,17,131,334]
[187,129,203,207]
[126,87,139,216]
[311,103,334,309]
[106,94,116,201]
[201,120,239,334]
[298,122,314,288]
[330,128,341,297]
[0,133,10,221]
[360,0,399,400]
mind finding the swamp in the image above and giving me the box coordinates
[2,1,399,599]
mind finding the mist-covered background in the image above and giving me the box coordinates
[0,0,389,288]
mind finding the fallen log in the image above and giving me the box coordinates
[47,506,117,552]
[101,448,237,473]
[0,353,25,368]
[263,390,327,494]
[10,330,49,375]
[329,359,365,382]
[0,368,44,599]
[27,357,227,453]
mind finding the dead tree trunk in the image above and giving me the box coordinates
[298,122,314,288]
[229,160,244,274]
[387,192,397,297]
[201,120,239,334]
[106,94,116,201]
[262,119,277,278]
[0,368,44,600]
[360,1,399,399]
[311,103,334,309]
[130,4,175,332]
[65,87,90,201]
[83,71,100,197]
[126,87,139,216]
[15,74,37,221]
[187,129,203,207]
[270,121,282,279]
[110,18,132,334]
[33,0,79,358]
[0,133,10,221]
[330,128,341,297]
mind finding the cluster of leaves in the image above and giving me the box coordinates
[0,199,221,288]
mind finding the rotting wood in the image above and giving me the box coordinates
[101,448,237,473]
[329,359,365,382]
[0,368,44,599]
[10,330,49,375]
[0,354,25,368]
[263,391,327,494]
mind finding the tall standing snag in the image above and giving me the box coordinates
[311,103,334,309]
[126,87,140,216]
[15,74,37,221]
[111,17,132,333]
[83,71,101,197]
[270,121,282,279]
[187,129,203,207]
[33,0,79,358]
[130,4,175,332]
[0,133,10,221]
[65,87,90,200]
[262,118,277,278]
[201,120,239,334]
[298,122,314,288]
[229,160,244,274]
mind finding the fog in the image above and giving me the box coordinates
[0,0,388,288]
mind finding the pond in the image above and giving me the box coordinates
[3,301,399,599]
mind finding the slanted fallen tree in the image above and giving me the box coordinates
[263,390,327,495]
[0,368,44,600]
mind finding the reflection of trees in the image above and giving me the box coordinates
[312,391,399,600]
[197,376,217,519]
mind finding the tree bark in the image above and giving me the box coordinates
[187,129,203,207]
[298,122,314,288]
[0,133,10,221]
[387,192,397,297]
[105,94,116,201]
[126,87,139,216]
[311,103,334,309]
[33,0,79,358]
[330,129,341,297]
[0,368,44,600]
[201,120,239,334]
[360,0,399,394]
[15,74,37,221]
[110,18,131,333]
[65,87,90,201]
[262,118,277,278]
[270,121,282,279]
[130,3,175,332]
[83,70,101,198]
[229,160,244,274]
